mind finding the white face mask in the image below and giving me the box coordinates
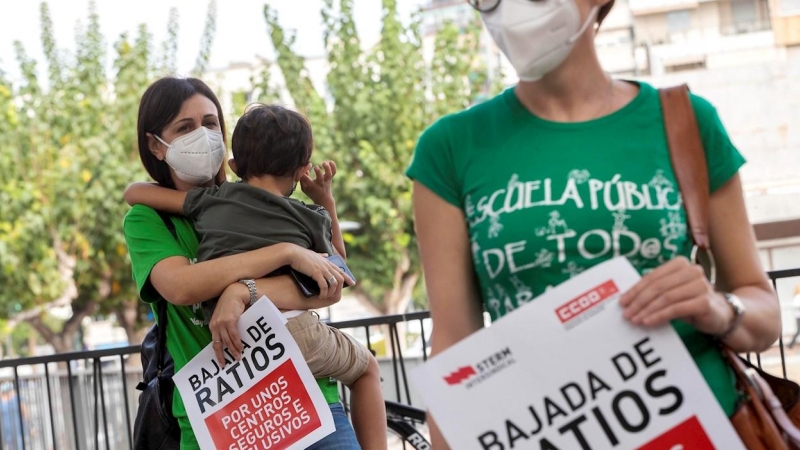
[481,0,599,82]
[155,126,225,185]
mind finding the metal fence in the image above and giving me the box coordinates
[1,267,798,450]
[0,347,141,450]
[0,312,432,450]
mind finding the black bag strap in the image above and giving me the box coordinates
[154,210,176,376]
[156,210,178,239]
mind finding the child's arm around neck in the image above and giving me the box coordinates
[123,182,189,215]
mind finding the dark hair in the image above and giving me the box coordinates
[598,0,615,27]
[136,77,227,188]
[231,104,313,180]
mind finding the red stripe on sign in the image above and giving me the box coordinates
[205,360,321,450]
[637,416,714,450]
[555,280,619,324]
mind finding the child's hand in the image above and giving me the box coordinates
[300,161,337,206]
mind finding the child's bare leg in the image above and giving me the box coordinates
[348,356,387,450]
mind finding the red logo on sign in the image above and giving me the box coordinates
[443,366,477,385]
[637,416,714,450]
[555,280,619,324]
[205,360,321,450]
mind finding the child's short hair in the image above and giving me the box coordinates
[231,104,313,179]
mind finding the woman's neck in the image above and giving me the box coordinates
[513,35,625,123]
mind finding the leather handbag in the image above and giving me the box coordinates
[133,211,180,449]
[660,84,800,449]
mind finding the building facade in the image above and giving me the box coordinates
[208,0,800,270]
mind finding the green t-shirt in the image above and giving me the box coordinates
[123,205,340,449]
[406,81,744,416]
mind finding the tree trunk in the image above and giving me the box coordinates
[115,300,146,369]
[115,298,142,345]
[25,300,97,354]
[378,250,421,356]
[382,250,420,316]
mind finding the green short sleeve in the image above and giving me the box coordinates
[691,94,746,192]
[406,116,462,208]
[123,205,187,303]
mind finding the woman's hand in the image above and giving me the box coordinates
[619,257,732,335]
[209,283,248,365]
[284,244,353,299]
[300,161,336,207]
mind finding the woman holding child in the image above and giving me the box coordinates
[124,77,381,449]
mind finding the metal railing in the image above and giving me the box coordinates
[0,312,432,450]
[328,311,431,409]
[0,267,798,450]
[0,346,142,450]
[748,267,800,377]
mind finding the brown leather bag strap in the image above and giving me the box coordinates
[726,349,800,448]
[658,85,711,250]
[663,86,800,448]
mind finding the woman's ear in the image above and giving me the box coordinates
[147,133,166,161]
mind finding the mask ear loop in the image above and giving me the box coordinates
[568,5,600,44]
[153,134,172,148]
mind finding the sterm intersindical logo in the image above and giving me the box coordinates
[443,347,515,389]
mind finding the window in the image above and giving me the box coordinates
[666,10,692,33]
[731,0,757,28]
[664,60,706,73]
[782,0,800,14]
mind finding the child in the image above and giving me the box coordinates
[124,103,387,449]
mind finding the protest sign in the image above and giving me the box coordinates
[411,257,744,450]
[174,297,334,450]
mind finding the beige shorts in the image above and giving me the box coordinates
[286,311,371,386]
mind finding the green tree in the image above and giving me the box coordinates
[158,8,180,76]
[263,1,494,314]
[192,0,217,77]
[0,1,217,351]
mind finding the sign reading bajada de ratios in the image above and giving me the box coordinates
[411,257,745,450]
[174,298,334,450]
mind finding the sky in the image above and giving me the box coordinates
[0,0,425,84]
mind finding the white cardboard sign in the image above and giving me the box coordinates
[174,297,334,450]
[411,258,744,450]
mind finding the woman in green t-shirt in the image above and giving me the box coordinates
[124,77,361,449]
[407,0,781,448]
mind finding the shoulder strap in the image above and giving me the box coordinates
[155,296,168,375]
[659,84,710,250]
[156,210,178,240]
[659,85,716,285]
[154,210,176,375]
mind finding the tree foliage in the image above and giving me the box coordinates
[0,1,217,352]
[0,0,503,359]
[192,0,217,77]
[263,1,501,314]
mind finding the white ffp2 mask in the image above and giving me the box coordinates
[481,0,599,82]
[155,126,225,185]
